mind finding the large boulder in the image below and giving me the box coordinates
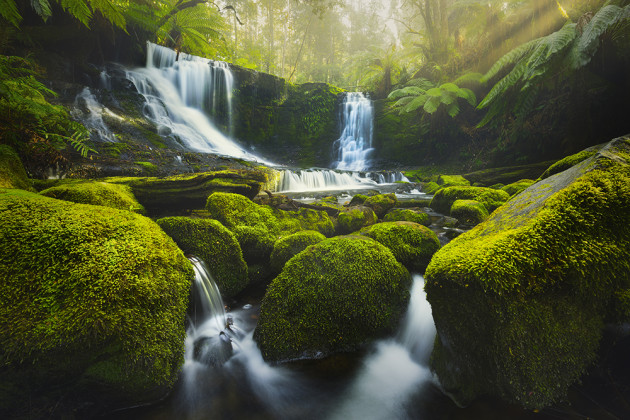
[0,190,193,417]
[449,199,489,226]
[337,206,378,234]
[425,136,630,409]
[364,193,398,218]
[270,230,327,273]
[359,221,440,272]
[383,208,431,226]
[40,181,146,214]
[429,186,509,214]
[254,236,411,362]
[156,217,248,298]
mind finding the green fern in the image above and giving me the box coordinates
[0,0,22,27]
[388,79,477,117]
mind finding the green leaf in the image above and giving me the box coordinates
[426,87,442,97]
[403,95,428,113]
[59,0,93,27]
[31,0,53,21]
[0,0,22,27]
[423,95,441,114]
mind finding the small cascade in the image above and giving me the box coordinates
[328,274,436,420]
[71,87,119,143]
[333,92,374,171]
[125,42,262,160]
[274,169,409,192]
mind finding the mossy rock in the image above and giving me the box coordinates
[359,222,440,272]
[450,200,489,226]
[0,145,33,191]
[254,236,411,362]
[105,169,267,215]
[0,190,193,415]
[337,206,378,234]
[397,198,432,208]
[156,217,248,298]
[40,181,146,214]
[383,208,431,226]
[437,174,470,187]
[348,194,368,206]
[463,161,555,186]
[429,186,509,215]
[364,193,398,218]
[276,207,335,237]
[421,181,441,194]
[233,225,275,265]
[500,179,535,197]
[269,230,327,273]
[538,147,601,180]
[425,136,630,409]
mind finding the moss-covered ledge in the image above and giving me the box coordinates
[425,135,630,409]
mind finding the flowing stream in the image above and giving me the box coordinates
[274,169,409,192]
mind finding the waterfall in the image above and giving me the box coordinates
[71,87,119,143]
[274,169,409,192]
[333,92,374,171]
[125,42,260,160]
[328,274,436,420]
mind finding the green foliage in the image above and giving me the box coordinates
[389,78,476,117]
[156,216,248,298]
[359,221,440,272]
[478,4,630,127]
[0,55,93,157]
[40,181,146,214]
[0,190,193,404]
[269,230,326,274]
[254,236,411,362]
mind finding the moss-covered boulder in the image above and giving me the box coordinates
[269,230,327,273]
[156,217,248,298]
[501,179,535,196]
[437,174,470,187]
[450,199,489,226]
[359,222,440,272]
[364,193,398,218]
[0,190,193,416]
[337,206,378,234]
[538,146,601,180]
[429,186,509,215]
[421,181,442,194]
[105,169,268,215]
[397,198,432,208]
[40,181,146,214]
[425,136,630,409]
[383,208,431,226]
[232,225,276,265]
[348,193,368,206]
[0,145,33,191]
[254,236,411,361]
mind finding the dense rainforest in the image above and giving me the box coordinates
[1,1,630,419]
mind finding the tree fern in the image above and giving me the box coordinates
[31,0,53,22]
[388,80,477,117]
[0,0,22,27]
[480,38,540,83]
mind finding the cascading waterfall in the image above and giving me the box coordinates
[274,169,409,192]
[125,42,260,160]
[333,92,374,171]
[71,87,120,143]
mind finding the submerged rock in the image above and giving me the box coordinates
[0,190,193,416]
[254,236,411,362]
[157,216,248,298]
[359,221,440,272]
[425,136,630,409]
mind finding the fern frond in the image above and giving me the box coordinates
[454,72,485,89]
[514,84,540,122]
[0,0,22,27]
[89,0,126,30]
[405,77,434,90]
[423,95,441,114]
[31,0,53,21]
[525,22,576,74]
[478,58,528,109]
[426,87,442,97]
[447,102,460,118]
[439,83,460,93]
[457,88,476,106]
[403,95,429,113]
[58,0,93,27]
[392,96,414,108]
[481,37,540,83]
[569,4,630,69]
[388,86,425,99]
[440,89,457,105]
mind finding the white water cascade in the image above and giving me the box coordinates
[125,42,260,160]
[274,169,410,192]
[333,92,374,171]
[71,87,120,143]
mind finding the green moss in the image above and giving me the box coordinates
[275,207,335,237]
[364,193,398,218]
[539,149,599,180]
[233,225,275,265]
[359,221,440,272]
[501,179,535,196]
[270,230,326,273]
[348,194,368,206]
[134,161,158,173]
[437,174,470,187]
[254,236,411,361]
[430,186,509,214]
[0,190,192,410]
[450,199,489,226]
[337,206,378,234]
[463,161,555,186]
[383,208,431,226]
[397,199,432,208]
[156,217,248,298]
[422,181,442,194]
[40,181,146,214]
[425,137,630,409]
[0,145,33,191]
